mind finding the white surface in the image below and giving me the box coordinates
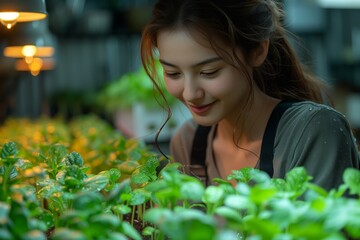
[114,102,192,142]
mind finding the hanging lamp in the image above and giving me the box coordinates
[2,19,56,63]
[15,57,55,76]
[0,0,47,29]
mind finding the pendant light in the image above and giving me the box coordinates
[0,0,47,29]
[15,57,55,76]
[2,19,56,62]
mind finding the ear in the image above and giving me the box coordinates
[251,39,269,67]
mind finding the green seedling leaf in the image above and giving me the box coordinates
[131,172,150,186]
[145,156,159,173]
[0,202,10,224]
[64,176,82,190]
[215,206,243,222]
[107,232,128,240]
[1,165,18,179]
[105,180,131,203]
[287,222,332,239]
[228,167,270,185]
[72,192,104,214]
[9,201,30,236]
[1,142,18,158]
[20,230,46,240]
[0,229,11,240]
[243,215,281,239]
[63,152,84,167]
[144,208,173,224]
[51,228,87,240]
[180,181,205,202]
[306,183,329,198]
[325,199,360,237]
[202,186,225,204]
[127,149,142,162]
[131,156,160,186]
[129,189,149,206]
[120,221,142,240]
[142,226,158,236]
[108,168,121,183]
[37,181,62,199]
[284,167,312,197]
[89,213,121,230]
[119,161,139,175]
[168,207,216,240]
[63,165,87,182]
[39,210,55,229]
[57,210,88,229]
[267,198,298,229]
[112,205,132,215]
[42,144,67,165]
[249,185,277,205]
[2,157,19,166]
[144,179,167,193]
[224,194,256,213]
[235,182,251,196]
[216,230,243,240]
[343,168,360,196]
[84,174,109,192]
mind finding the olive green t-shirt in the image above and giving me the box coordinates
[170,101,360,191]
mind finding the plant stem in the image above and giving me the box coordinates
[131,205,136,226]
[1,165,12,201]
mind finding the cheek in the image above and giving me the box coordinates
[165,79,184,100]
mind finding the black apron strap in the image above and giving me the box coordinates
[191,125,211,166]
[259,101,295,177]
[190,125,211,184]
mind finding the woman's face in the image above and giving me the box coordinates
[157,29,250,126]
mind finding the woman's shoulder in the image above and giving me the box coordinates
[277,100,355,144]
[283,101,348,126]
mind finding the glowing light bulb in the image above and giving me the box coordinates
[22,45,37,64]
[29,58,43,76]
[0,12,20,29]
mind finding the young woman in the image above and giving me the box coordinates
[140,0,359,190]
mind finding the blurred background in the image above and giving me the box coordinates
[0,0,359,147]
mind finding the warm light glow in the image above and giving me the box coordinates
[15,57,55,76]
[4,46,54,58]
[0,12,19,29]
[21,45,37,63]
[22,45,37,56]
[29,58,43,76]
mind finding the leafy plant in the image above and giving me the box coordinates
[144,167,360,240]
[1,117,360,240]
[96,61,176,113]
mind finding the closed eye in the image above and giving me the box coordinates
[200,69,219,78]
[164,71,181,79]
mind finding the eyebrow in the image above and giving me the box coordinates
[159,57,222,68]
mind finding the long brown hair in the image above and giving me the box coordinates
[140,0,329,151]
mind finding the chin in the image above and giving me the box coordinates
[193,116,218,127]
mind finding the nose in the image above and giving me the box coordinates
[183,76,203,102]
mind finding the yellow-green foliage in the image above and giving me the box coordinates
[0,115,157,175]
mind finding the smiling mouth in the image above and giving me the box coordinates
[188,102,215,114]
